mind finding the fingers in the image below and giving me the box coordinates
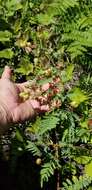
[12,101,35,122]
[41,83,50,92]
[40,105,49,112]
[16,81,30,88]
[16,81,32,92]
[13,99,49,123]
[17,81,50,91]
[29,99,49,113]
[30,99,40,109]
[16,81,50,97]
[1,66,12,80]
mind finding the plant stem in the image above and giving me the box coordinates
[55,132,60,190]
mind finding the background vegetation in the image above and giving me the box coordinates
[0,0,92,189]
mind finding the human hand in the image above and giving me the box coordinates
[0,66,49,134]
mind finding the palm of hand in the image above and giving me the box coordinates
[0,66,49,124]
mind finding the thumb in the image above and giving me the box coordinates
[1,66,12,79]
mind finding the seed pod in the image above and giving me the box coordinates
[88,119,92,131]
[44,68,52,76]
[36,158,42,165]
[19,91,30,101]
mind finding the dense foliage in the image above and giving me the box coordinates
[0,0,92,189]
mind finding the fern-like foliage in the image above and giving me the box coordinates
[36,0,78,25]
[40,160,57,188]
[1,0,92,189]
[28,115,59,136]
[26,141,42,157]
[62,27,92,59]
[38,115,59,135]
[60,4,92,60]
[62,175,92,190]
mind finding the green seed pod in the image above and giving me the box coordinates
[19,91,30,101]
[36,158,42,165]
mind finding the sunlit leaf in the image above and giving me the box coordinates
[15,64,33,75]
[80,119,88,128]
[6,0,23,11]
[0,30,12,42]
[75,156,92,165]
[0,48,14,59]
[15,56,33,75]
[36,13,54,25]
[85,160,92,177]
[61,64,74,83]
[68,88,88,107]
[15,38,27,47]
[13,19,21,33]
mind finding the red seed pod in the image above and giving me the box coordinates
[56,62,64,69]
[37,96,47,105]
[49,82,54,89]
[53,76,60,83]
[37,76,43,80]
[88,119,92,127]
[53,88,60,94]
[31,44,36,49]
[47,92,54,100]
[51,99,62,109]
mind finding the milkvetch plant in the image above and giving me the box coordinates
[0,0,92,190]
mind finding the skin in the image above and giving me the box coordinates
[0,66,49,134]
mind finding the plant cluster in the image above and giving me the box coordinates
[0,0,92,189]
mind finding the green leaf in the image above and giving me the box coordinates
[85,161,92,177]
[75,156,92,165]
[15,3,23,11]
[26,141,42,157]
[0,30,12,42]
[30,115,59,136]
[87,186,92,190]
[80,119,88,128]
[27,117,41,134]
[40,161,56,188]
[15,64,33,75]
[36,13,54,25]
[37,0,78,26]
[63,175,92,190]
[0,49,14,59]
[6,0,23,11]
[68,88,88,107]
[29,2,34,8]
[15,129,24,142]
[67,42,87,59]
[61,64,74,83]
[13,19,22,33]
[15,38,27,47]
[78,16,92,29]
[39,116,59,135]
[15,56,33,75]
